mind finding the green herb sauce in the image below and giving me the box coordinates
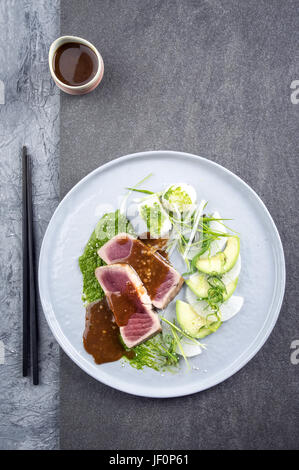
[79,210,135,304]
[79,230,105,304]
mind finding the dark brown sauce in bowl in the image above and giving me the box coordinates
[53,42,98,86]
[83,298,134,364]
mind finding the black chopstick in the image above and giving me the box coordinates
[22,146,39,385]
[26,153,39,385]
[22,146,29,377]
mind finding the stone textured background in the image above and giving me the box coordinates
[60,0,299,450]
[0,0,59,450]
[0,0,298,451]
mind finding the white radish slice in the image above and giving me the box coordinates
[176,339,202,357]
[219,296,244,321]
[186,287,204,308]
[185,288,243,322]
[200,211,227,259]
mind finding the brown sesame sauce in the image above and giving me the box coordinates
[141,233,169,261]
[83,298,134,364]
[116,237,171,301]
[109,281,147,327]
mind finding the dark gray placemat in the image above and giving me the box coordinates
[60,0,299,449]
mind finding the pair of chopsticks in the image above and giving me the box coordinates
[22,146,39,385]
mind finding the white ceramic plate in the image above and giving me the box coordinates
[38,151,285,398]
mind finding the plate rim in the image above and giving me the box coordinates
[38,150,286,398]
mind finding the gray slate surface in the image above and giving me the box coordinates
[60,0,299,449]
[0,0,60,449]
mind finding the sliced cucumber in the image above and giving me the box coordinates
[195,252,226,275]
[176,300,206,337]
[176,300,222,339]
[196,320,222,339]
[224,277,239,301]
[222,236,240,272]
[186,272,238,301]
[196,236,240,275]
[184,291,243,323]
[186,273,210,299]
[222,254,241,284]
[161,302,202,357]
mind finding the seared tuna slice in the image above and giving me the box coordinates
[98,233,184,309]
[95,264,161,348]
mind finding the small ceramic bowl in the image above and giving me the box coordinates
[48,35,104,95]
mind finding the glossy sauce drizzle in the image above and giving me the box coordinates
[109,281,147,327]
[141,233,169,261]
[53,42,98,86]
[83,298,134,364]
[116,237,171,300]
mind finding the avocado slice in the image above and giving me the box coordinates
[224,277,239,300]
[186,273,238,301]
[196,236,240,275]
[176,300,222,339]
[222,236,240,272]
[186,273,210,299]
